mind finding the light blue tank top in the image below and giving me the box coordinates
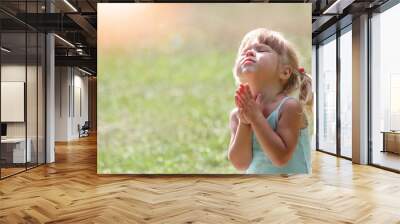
[246,96,311,174]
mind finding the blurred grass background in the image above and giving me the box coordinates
[98,3,311,174]
[98,50,238,173]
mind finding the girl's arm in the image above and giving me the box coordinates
[227,108,253,171]
[250,99,302,167]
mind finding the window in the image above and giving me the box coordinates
[339,27,352,158]
[0,1,46,179]
[312,45,317,150]
[371,2,400,171]
[317,36,337,154]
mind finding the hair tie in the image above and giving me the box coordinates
[298,67,305,74]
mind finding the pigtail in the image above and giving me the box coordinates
[298,68,312,106]
[298,68,314,135]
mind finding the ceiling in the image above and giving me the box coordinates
[0,0,392,75]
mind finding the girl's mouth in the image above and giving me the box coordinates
[241,58,256,66]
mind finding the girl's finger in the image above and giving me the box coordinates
[236,94,245,108]
[236,85,243,92]
[245,85,253,100]
[235,95,243,108]
[241,84,250,101]
[255,93,262,104]
[236,90,245,101]
[235,90,240,96]
[235,94,242,107]
[239,107,244,116]
[236,89,244,99]
[237,92,247,105]
[239,85,245,94]
[235,95,239,107]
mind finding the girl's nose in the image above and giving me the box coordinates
[245,49,255,57]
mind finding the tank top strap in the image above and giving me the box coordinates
[275,96,296,118]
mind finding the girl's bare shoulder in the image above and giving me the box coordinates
[282,98,302,113]
[279,98,303,127]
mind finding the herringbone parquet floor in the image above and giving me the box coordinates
[1,134,400,223]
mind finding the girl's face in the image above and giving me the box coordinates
[234,39,281,85]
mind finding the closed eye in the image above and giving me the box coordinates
[256,46,270,52]
[239,44,271,55]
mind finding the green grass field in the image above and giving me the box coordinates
[98,50,240,174]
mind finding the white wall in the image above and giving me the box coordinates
[1,65,38,137]
[55,67,89,141]
[1,64,46,164]
[1,65,26,141]
[1,82,25,122]
[55,66,69,141]
[72,73,89,138]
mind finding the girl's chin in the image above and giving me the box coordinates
[239,70,256,76]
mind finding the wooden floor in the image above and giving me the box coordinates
[1,135,400,223]
[0,167,26,178]
[372,150,400,171]
[1,163,45,178]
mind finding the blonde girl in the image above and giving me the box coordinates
[227,28,313,174]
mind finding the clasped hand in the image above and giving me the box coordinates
[234,84,263,125]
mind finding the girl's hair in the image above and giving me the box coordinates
[233,28,314,130]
